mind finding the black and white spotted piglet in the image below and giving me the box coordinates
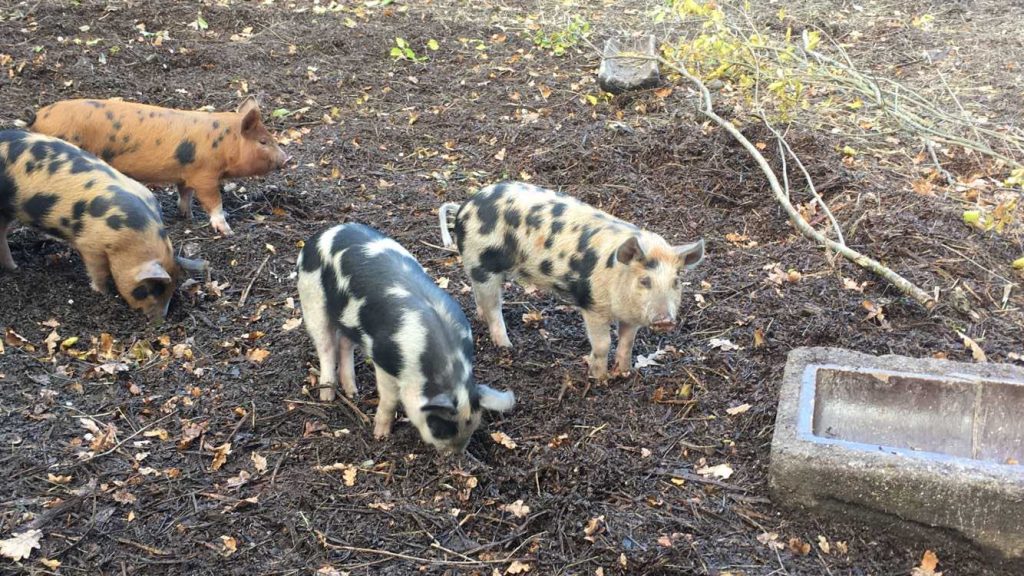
[440,181,704,380]
[297,223,515,452]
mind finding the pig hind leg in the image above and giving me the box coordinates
[337,333,357,398]
[612,322,640,376]
[300,286,340,401]
[581,310,611,380]
[471,274,512,347]
[372,365,401,439]
[0,218,16,270]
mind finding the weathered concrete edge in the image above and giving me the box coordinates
[769,347,1024,559]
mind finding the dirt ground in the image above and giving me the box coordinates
[1,1,1022,574]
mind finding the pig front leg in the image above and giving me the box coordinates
[81,250,112,294]
[372,366,401,439]
[471,275,512,347]
[0,219,16,270]
[337,333,358,399]
[612,322,640,377]
[581,310,611,380]
[186,175,232,236]
[176,184,195,221]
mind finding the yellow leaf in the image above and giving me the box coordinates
[47,473,72,485]
[40,558,61,569]
[1012,256,1024,269]
[506,560,532,574]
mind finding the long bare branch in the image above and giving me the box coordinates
[661,56,937,310]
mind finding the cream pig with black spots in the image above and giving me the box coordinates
[440,181,704,380]
[0,130,192,320]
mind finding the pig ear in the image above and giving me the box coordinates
[477,384,516,413]
[236,95,260,115]
[134,260,171,283]
[673,239,705,269]
[616,236,645,265]
[241,108,262,134]
[421,393,457,416]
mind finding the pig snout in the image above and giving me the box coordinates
[650,315,677,332]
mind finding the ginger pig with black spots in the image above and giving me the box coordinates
[439,181,704,380]
[27,96,289,236]
[296,223,516,452]
[0,130,196,321]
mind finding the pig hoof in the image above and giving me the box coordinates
[373,426,392,440]
[89,280,109,294]
[588,365,609,381]
[210,218,234,236]
[318,387,337,402]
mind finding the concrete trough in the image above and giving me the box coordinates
[769,347,1024,558]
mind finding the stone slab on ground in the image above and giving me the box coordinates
[769,347,1024,559]
[597,36,660,94]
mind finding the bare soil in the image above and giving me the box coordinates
[1,1,1022,575]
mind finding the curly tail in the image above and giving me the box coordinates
[438,202,461,249]
[13,107,36,129]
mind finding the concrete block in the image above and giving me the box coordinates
[769,347,1024,559]
[597,36,660,94]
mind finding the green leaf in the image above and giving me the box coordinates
[343,18,357,29]
[803,30,820,51]
[427,39,439,51]
[1012,256,1024,270]
[270,108,291,119]
[585,94,599,106]
[196,12,208,31]
[395,37,407,49]
[962,210,981,225]
[390,47,403,59]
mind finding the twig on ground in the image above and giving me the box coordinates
[925,139,957,186]
[237,255,271,309]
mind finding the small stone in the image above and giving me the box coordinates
[597,35,660,94]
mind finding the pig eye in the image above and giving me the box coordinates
[639,276,652,289]
[259,138,269,145]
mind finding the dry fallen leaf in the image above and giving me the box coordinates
[708,338,740,352]
[788,537,811,556]
[343,466,358,487]
[957,331,987,363]
[752,327,765,348]
[40,558,61,569]
[726,403,751,416]
[817,535,830,554]
[251,452,268,474]
[911,550,942,575]
[225,470,251,489]
[491,431,517,449]
[583,515,605,541]
[246,348,271,364]
[220,535,238,557]
[506,560,532,574]
[281,318,303,332]
[521,310,543,327]
[500,500,531,518]
[144,428,170,442]
[210,443,232,471]
[0,529,42,561]
[696,463,734,480]
[47,473,72,485]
